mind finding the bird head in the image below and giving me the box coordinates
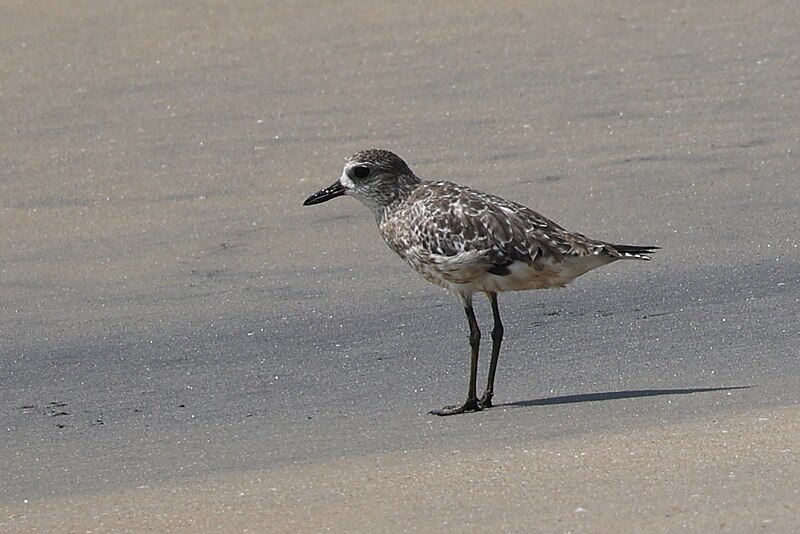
[303,149,418,210]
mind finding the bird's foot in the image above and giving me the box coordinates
[429,397,481,416]
[478,392,493,409]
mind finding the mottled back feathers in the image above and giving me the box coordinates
[323,149,657,295]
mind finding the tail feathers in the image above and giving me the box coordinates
[609,243,660,260]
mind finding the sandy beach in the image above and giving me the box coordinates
[4,405,799,532]
[1,1,798,531]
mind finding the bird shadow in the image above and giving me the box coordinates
[500,385,751,408]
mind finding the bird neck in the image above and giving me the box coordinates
[372,174,421,223]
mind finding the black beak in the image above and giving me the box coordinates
[303,181,347,206]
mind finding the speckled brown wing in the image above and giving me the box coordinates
[393,181,593,273]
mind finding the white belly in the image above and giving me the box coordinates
[407,253,616,295]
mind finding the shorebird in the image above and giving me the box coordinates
[304,149,658,416]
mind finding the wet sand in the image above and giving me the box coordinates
[4,406,799,532]
[1,1,798,531]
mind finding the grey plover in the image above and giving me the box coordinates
[304,149,658,416]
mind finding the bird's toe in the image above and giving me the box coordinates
[429,397,481,416]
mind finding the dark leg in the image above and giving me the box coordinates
[430,296,481,416]
[479,292,503,409]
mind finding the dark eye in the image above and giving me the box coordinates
[352,165,370,179]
